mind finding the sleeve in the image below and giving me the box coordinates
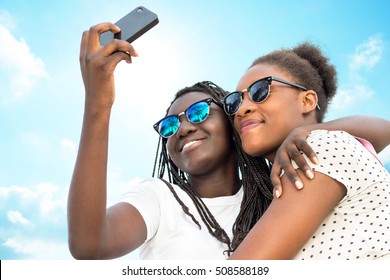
[293,130,382,199]
[119,178,162,242]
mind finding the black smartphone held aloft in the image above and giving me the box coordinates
[100,6,159,45]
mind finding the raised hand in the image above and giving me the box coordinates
[79,22,138,111]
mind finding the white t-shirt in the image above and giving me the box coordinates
[293,130,390,259]
[120,178,243,260]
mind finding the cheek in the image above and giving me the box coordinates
[233,117,239,132]
[217,128,234,149]
[207,120,235,149]
[216,118,234,138]
[166,139,176,159]
[166,141,184,171]
[239,130,263,156]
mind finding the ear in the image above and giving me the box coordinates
[301,90,318,114]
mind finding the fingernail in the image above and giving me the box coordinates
[312,156,319,165]
[133,50,139,57]
[295,180,304,190]
[275,189,281,198]
[306,169,314,179]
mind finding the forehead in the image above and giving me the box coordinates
[236,64,289,90]
[168,91,211,114]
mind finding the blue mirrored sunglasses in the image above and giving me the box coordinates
[153,98,221,138]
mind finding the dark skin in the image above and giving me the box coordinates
[68,23,145,259]
[271,115,390,197]
[69,22,389,260]
[166,92,240,198]
[229,64,346,259]
[68,23,241,259]
[229,63,390,259]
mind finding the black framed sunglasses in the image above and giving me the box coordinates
[222,76,320,115]
[153,98,221,138]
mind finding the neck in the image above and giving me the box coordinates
[188,161,241,198]
[267,118,319,163]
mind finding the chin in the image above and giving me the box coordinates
[242,142,263,157]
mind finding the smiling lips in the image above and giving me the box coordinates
[239,119,264,134]
[181,140,203,153]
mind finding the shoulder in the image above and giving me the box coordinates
[306,130,366,165]
[306,129,374,163]
[124,178,164,192]
[127,178,179,190]
[305,129,385,195]
[306,129,355,147]
[120,178,184,202]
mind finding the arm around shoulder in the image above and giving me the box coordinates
[229,170,346,259]
[311,115,390,152]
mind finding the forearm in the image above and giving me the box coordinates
[314,115,390,152]
[67,105,112,258]
[229,170,345,259]
[68,22,140,259]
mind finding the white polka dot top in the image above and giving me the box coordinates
[293,130,390,260]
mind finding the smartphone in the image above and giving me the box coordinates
[100,6,159,45]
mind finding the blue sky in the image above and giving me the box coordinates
[0,0,389,260]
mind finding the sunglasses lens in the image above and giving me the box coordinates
[223,92,242,115]
[249,80,269,102]
[187,101,209,123]
[158,116,180,138]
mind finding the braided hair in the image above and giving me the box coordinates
[152,81,274,255]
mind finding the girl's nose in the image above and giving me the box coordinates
[236,91,257,118]
[175,116,197,138]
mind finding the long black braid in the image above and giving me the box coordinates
[152,81,274,255]
[229,131,274,252]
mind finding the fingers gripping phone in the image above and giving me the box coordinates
[100,6,159,45]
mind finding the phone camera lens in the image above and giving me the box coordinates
[136,7,143,13]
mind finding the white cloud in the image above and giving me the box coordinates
[350,35,383,71]
[36,182,66,219]
[0,10,14,29]
[0,12,47,102]
[0,185,38,201]
[0,175,143,259]
[0,182,66,221]
[331,84,374,110]
[7,210,31,226]
[0,182,69,259]
[60,138,76,153]
[2,237,71,259]
[330,35,383,111]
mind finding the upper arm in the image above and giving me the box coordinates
[349,116,390,152]
[229,170,346,259]
[99,202,147,259]
[315,116,390,153]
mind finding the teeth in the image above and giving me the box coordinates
[183,140,199,151]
